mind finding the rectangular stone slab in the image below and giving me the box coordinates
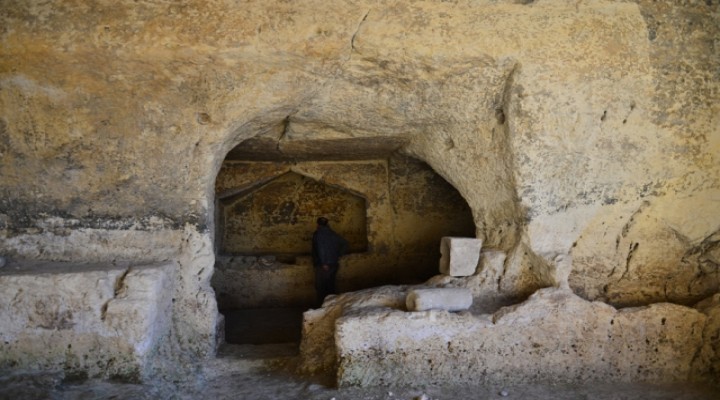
[336,288,707,387]
[439,237,482,277]
[406,288,473,312]
[0,261,173,381]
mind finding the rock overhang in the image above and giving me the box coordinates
[0,0,717,386]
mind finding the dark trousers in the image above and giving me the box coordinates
[314,264,338,306]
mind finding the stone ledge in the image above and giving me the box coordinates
[213,256,315,309]
[0,261,174,381]
[334,288,714,387]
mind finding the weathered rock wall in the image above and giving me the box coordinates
[300,285,720,386]
[694,294,720,382]
[557,0,720,307]
[0,0,717,380]
[213,256,316,309]
[333,288,712,387]
[0,261,174,381]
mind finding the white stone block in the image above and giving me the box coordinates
[439,237,482,277]
[103,264,174,355]
[406,288,473,312]
[0,261,173,380]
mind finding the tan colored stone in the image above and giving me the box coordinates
[299,286,408,375]
[427,244,549,314]
[693,294,720,383]
[212,256,315,309]
[478,250,506,276]
[335,288,706,387]
[0,0,717,385]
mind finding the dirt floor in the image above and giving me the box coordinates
[2,343,719,400]
[2,311,718,400]
[2,369,720,400]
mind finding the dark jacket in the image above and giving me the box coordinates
[312,226,348,268]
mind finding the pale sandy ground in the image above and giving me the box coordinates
[2,375,720,400]
[2,343,718,400]
[2,363,719,400]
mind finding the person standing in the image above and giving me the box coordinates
[311,217,348,306]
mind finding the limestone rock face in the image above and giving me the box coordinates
[428,244,549,314]
[0,0,708,304]
[561,1,720,306]
[0,261,174,380]
[439,237,482,277]
[0,0,718,381]
[213,256,315,309]
[335,288,707,387]
[693,294,720,383]
[406,288,473,312]
[299,286,408,375]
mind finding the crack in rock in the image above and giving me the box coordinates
[345,9,370,64]
[619,242,639,282]
[276,115,291,153]
[101,268,132,321]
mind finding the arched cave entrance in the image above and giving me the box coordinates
[212,136,475,346]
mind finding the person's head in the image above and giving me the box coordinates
[317,217,329,226]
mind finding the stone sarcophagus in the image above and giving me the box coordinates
[0,261,174,381]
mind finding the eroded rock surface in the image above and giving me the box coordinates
[694,294,720,383]
[299,286,408,375]
[0,0,717,386]
[0,261,174,381]
[334,288,708,387]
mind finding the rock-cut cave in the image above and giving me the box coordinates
[212,136,475,344]
[0,0,718,398]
